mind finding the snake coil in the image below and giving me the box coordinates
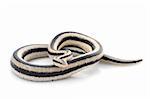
[11,31,142,81]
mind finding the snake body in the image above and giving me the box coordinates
[11,32,142,81]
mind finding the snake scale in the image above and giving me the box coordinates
[11,31,142,81]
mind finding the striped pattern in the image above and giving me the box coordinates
[10,31,142,81]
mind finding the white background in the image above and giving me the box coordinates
[0,0,150,99]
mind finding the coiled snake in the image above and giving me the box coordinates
[11,31,142,81]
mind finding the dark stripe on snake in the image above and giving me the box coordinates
[11,59,100,77]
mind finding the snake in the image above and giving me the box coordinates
[10,31,142,81]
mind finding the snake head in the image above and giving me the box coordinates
[52,50,73,68]
[53,57,69,68]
